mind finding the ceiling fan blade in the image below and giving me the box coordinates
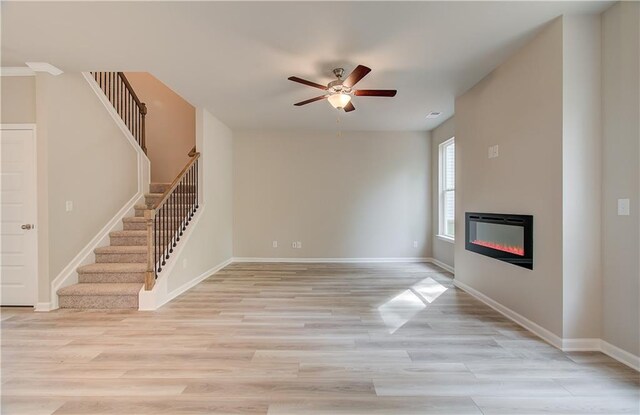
[343,101,355,112]
[354,89,397,97]
[294,95,328,106]
[343,65,371,88]
[288,76,328,90]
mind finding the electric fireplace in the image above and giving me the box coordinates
[465,212,533,269]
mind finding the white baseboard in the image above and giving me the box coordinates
[49,192,143,310]
[34,302,52,312]
[562,338,602,352]
[166,257,233,305]
[601,340,640,372]
[430,258,455,274]
[453,279,564,349]
[453,279,639,372]
[231,257,432,264]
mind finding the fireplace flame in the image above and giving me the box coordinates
[471,240,525,256]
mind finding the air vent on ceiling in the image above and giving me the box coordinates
[426,111,442,119]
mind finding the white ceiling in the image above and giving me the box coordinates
[2,1,612,131]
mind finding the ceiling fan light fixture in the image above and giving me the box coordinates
[327,93,352,110]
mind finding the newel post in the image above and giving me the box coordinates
[144,208,155,290]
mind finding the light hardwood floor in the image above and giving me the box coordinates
[2,262,638,414]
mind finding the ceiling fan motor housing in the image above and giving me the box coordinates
[328,68,353,95]
[328,80,352,95]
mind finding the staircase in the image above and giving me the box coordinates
[56,72,200,310]
[57,184,170,309]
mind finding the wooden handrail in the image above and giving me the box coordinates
[152,152,200,210]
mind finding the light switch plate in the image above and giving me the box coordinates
[65,201,73,212]
[618,198,630,216]
[272,240,278,248]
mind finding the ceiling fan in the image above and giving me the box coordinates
[288,65,397,112]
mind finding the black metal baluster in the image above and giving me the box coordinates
[164,204,171,259]
[130,96,133,138]
[180,175,187,231]
[157,208,163,271]
[186,168,191,222]
[173,188,178,245]
[181,175,186,233]
[120,80,124,119]
[195,159,199,209]
[154,214,158,275]
[169,192,174,253]
[190,166,195,218]
[176,182,181,242]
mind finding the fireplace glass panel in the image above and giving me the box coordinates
[470,222,525,256]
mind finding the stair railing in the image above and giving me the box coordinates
[90,72,147,153]
[143,153,200,290]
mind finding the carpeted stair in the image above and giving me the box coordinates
[57,183,171,309]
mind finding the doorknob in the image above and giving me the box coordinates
[21,224,34,230]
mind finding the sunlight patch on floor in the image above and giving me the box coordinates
[378,277,448,333]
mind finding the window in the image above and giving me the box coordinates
[439,138,455,240]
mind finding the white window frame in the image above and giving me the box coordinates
[438,137,455,242]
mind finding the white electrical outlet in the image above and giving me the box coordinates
[296,241,302,249]
[272,240,278,248]
[65,201,73,212]
[618,198,630,216]
[488,145,499,159]
[413,241,418,248]
[292,241,297,248]
[494,145,499,157]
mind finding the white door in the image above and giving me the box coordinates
[1,126,37,306]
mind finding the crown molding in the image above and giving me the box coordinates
[0,67,35,77]
[25,62,63,76]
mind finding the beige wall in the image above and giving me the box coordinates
[455,19,565,336]
[166,109,233,292]
[431,116,455,269]
[233,130,431,259]
[124,72,195,184]
[562,15,603,340]
[601,1,640,357]
[1,76,36,123]
[36,73,138,302]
